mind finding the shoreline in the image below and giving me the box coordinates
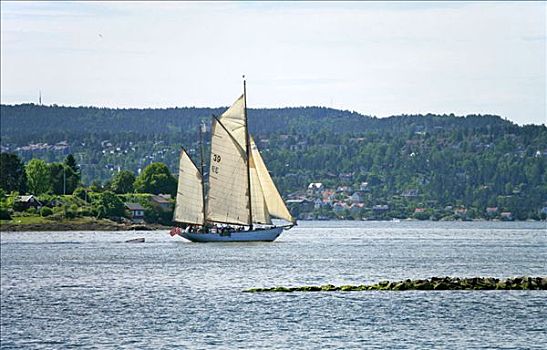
[0,219,169,232]
[1,218,543,232]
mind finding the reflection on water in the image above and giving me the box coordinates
[1,221,546,349]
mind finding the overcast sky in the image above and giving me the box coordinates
[1,1,545,125]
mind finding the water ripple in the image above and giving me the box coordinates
[1,221,546,349]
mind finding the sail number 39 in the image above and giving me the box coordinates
[211,153,221,174]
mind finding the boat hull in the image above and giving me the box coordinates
[179,226,284,242]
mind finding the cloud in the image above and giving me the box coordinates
[1,1,545,125]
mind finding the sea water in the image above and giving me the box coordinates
[1,221,546,349]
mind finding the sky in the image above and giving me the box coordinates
[1,1,545,125]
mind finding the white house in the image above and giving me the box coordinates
[307,182,324,195]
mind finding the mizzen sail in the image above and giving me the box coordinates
[173,149,205,225]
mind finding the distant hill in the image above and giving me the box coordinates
[1,103,546,218]
[0,103,514,139]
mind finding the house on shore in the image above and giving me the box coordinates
[125,202,145,223]
[150,194,173,212]
[15,195,43,211]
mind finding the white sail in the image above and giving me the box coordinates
[206,118,250,226]
[218,94,247,148]
[216,92,293,224]
[173,149,204,225]
[249,152,272,225]
[250,137,295,223]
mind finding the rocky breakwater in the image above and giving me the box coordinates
[244,276,547,293]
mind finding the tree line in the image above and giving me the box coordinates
[1,103,546,220]
[0,153,176,197]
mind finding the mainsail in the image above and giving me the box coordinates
[173,148,205,225]
[215,92,271,224]
[206,118,250,225]
[214,91,294,225]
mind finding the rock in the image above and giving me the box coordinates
[244,276,547,293]
[433,281,450,290]
[415,280,433,290]
[320,284,337,291]
[392,282,406,291]
[377,281,389,289]
[340,285,356,291]
[541,277,547,290]
[495,281,507,290]
[301,286,321,292]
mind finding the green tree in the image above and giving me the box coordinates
[134,163,176,196]
[0,153,27,193]
[0,188,12,220]
[90,180,104,193]
[64,154,81,185]
[26,159,50,195]
[49,163,79,195]
[73,186,89,202]
[95,191,125,218]
[64,154,80,174]
[111,170,135,194]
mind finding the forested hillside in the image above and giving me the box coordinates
[1,103,546,219]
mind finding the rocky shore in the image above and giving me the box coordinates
[0,219,169,232]
[244,276,547,293]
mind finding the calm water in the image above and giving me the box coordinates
[1,221,546,349]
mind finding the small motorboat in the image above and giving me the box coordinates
[125,237,145,243]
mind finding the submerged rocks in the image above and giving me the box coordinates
[243,276,547,293]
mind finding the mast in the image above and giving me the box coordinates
[243,76,253,229]
[199,120,207,226]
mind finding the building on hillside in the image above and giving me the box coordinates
[338,172,354,181]
[485,207,498,216]
[402,189,419,198]
[332,202,348,216]
[321,190,336,203]
[307,182,324,195]
[454,208,468,219]
[125,202,145,223]
[286,199,314,212]
[15,195,43,210]
[500,212,513,221]
[350,203,365,216]
[314,198,329,210]
[336,186,353,194]
[350,192,364,204]
[372,204,389,213]
[150,195,173,212]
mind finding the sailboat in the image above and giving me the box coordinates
[171,79,296,242]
